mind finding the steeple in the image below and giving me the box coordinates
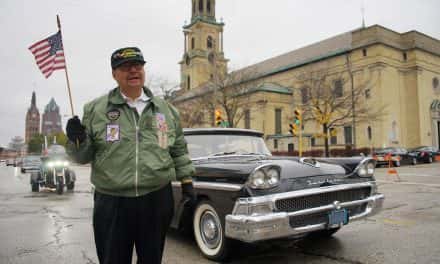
[31,91,36,107]
[191,0,216,23]
[180,0,228,90]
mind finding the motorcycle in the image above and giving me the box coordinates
[30,145,76,195]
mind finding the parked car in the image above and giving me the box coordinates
[408,146,440,164]
[21,155,42,173]
[372,147,417,167]
[170,128,384,261]
[6,159,15,166]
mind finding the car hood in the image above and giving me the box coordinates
[192,155,346,184]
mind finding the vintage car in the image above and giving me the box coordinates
[171,128,384,261]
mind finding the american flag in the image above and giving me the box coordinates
[29,31,66,78]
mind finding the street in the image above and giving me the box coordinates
[0,163,439,264]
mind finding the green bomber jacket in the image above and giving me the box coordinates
[67,87,194,197]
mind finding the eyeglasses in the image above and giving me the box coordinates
[117,62,144,72]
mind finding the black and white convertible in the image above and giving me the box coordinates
[171,128,384,261]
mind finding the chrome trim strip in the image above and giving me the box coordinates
[171,181,243,191]
[233,182,375,210]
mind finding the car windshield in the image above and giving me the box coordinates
[185,134,271,159]
[47,145,66,155]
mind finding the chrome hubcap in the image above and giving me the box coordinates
[200,211,221,249]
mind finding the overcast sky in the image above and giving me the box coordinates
[1,0,439,147]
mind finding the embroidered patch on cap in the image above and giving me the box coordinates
[107,109,120,121]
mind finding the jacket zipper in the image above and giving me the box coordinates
[132,111,139,197]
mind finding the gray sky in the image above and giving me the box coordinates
[1,0,439,147]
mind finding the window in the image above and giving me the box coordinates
[330,128,337,145]
[403,52,407,61]
[344,126,352,145]
[362,48,367,57]
[187,75,191,90]
[244,110,250,129]
[191,37,195,49]
[288,143,294,153]
[275,109,282,134]
[365,88,371,99]
[311,137,316,147]
[207,36,213,49]
[334,79,343,97]
[192,0,195,15]
[274,139,278,149]
[207,0,211,13]
[367,126,372,140]
[208,53,214,64]
[301,87,309,104]
[199,0,203,12]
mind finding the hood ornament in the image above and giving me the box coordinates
[300,157,320,168]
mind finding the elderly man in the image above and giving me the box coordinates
[66,47,195,264]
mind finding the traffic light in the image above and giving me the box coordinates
[215,109,223,126]
[293,108,302,125]
[289,123,298,136]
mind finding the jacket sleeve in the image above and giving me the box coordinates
[66,102,95,164]
[168,103,195,182]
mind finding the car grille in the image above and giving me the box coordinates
[275,187,371,213]
[289,204,367,228]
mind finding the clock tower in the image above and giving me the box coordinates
[25,91,40,143]
[180,0,228,91]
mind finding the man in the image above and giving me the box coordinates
[66,47,195,264]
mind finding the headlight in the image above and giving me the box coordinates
[355,159,376,177]
[63,161,69,166]
[47,161,54,168]
[247,164,281,189]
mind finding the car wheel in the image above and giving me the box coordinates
[411,158,417,166]
[21,168,25,173]
[31,182,39,192]
[428,156,433,163]
[394,161,401,167]
[67,182,75,190]
[193,201,230,261]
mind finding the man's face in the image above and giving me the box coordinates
[112,61,145,90]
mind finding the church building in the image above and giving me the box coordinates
[172,0,440,153]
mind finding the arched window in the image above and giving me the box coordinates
[207,0,211,13]
[187,75,191,90]
[199,0,203,12]
[301,87,309,104]
[367,126,372,140]
[191,37,195,49]
[207,36,213,49]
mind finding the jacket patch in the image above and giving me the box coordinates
[106,109,120,121]
[106,124,120,142]
[156,113,168,148]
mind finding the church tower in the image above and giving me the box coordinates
[180,0,228,91]
[25,91,40,143]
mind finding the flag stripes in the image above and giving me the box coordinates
[29,31,66,78]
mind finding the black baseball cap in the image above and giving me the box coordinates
[111,47,146,69]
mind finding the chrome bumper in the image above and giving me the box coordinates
[225,182,384,243]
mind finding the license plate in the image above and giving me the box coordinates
[328,209,348,227]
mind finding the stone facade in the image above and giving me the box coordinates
[41,98,62,136]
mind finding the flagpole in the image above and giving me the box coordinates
[57,14,75,116]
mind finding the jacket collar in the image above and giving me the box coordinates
[108,86,155,105]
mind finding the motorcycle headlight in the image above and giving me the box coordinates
[63,161,69,166]
[247,164,281,189]
[47,161,54,168]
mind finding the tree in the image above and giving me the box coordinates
[27,134,44,154]
[203,66,262,128]
[8,136,25,153]
[294,65,386,157]
[147,75,180,101]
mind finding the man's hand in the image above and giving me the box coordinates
[66,116,86,144]
[181,180,196,204]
